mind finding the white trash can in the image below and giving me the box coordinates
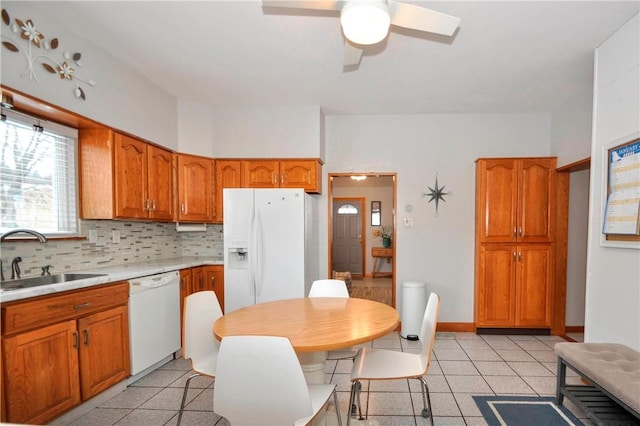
[401,281,428,340]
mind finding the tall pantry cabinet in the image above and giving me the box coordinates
[474,158,557,330]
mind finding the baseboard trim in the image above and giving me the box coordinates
[437,322,475,332]
[565,325,584,333]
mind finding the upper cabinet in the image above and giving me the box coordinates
[176,153,215,223]
[215,160,242,223]
[475,158,556,244]
[241,159,322,193]
[79,129,173,221]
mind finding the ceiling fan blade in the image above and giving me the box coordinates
[262,1,343,11]
[343,41,363,67]
[388,0,461,36]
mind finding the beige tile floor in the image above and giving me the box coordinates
[65,331,592,426]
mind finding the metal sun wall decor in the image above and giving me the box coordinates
[1,8,96,100]
[423,173,450,215]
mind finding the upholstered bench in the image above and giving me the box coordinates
[554,342,640,425]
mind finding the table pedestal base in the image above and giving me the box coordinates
[297,351,379,426]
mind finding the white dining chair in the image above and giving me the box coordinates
[177,291,223,426]
[309,279,351,298]
[347,292,440,426]
[213,335,342,426]
[309,279,357,361]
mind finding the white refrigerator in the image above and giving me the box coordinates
[223,188,319,312]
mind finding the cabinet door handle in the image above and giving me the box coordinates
[145,199,150,211]
[181,203,186,214]
[518,252,523,261]
[84,329,90,345]
[73,331,79,348]
[513,251,517,261]
[272,172,277,185]
[152,200,156,211]
[513,227,517,237]
[211,276,215,288]
[73,302,91,310]
[281,173,285,184]
[519,227,523,237]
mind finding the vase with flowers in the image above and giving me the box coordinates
[373,225,393,248]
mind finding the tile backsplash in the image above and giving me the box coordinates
[0,220,223,279]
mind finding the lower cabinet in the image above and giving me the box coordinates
[179,265,224,353]
[1,282,130,424]
[475,244,553,328]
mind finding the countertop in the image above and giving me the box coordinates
[0,256,223,303]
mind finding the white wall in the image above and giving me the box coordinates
[1,2,178,150]
[322,113,552,323]
[551,88,594,166]
[585,14,640,349]
[208,105,324,159]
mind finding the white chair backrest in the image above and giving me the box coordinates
[183,291,223,372]
[213,335,313,425]
[419,292,441,366]
[309,279,350,298]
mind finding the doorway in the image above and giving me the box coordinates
[328,173,397,307]
[332,198,365,278]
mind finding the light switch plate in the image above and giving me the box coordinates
[403,217,414,228]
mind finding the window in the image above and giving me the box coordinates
[337,203,358,215]
[0,111,79,236]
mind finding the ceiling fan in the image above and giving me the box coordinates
[262,0,461,69]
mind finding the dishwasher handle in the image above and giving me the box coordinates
[130,271,179,289]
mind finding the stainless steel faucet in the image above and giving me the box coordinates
[11,257,22,280]
[0,229,48,281]
[0,228,48,243]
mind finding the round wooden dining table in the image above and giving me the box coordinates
[214,297,399,381]
[214,297,397,425]
[214,297,399,351]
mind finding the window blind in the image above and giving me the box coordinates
[0,111,79,236]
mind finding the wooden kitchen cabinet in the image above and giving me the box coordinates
[2,320,81,425]
[1,282,130,424]
[189,265,224,312]
[176,153,215,222]
[179,265,224,349]
[476,157,556,243]
[79,129,173,221]
[475,244,553,328]
[241,159,322,193]
[215,160,242,222]
[474,157,556,331]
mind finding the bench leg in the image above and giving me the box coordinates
[556,357,566,406]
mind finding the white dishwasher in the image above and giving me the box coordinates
[128,270,181,378]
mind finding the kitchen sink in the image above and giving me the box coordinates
[0,273,107,291]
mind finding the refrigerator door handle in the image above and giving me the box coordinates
[255,207,264,297]
[249,202,257,298]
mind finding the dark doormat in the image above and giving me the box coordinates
[473,395,585,426]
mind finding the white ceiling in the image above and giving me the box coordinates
[27,1,639,115]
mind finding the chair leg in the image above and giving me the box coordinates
[177,372,201,426]
[332,389,343,426]
[347,381,360,426]
[418,377,434,426]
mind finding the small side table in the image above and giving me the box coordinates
[371,247,393,278]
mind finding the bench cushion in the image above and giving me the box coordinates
[554,342,640,414]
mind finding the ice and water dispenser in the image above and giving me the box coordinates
[227,239,249,269]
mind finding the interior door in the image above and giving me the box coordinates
[332,198,364,277]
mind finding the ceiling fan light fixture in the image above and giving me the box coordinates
[341,1,390,45]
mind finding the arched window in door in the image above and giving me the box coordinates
[337,203,358,215]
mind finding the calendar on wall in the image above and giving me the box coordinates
[603,138,640,237]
